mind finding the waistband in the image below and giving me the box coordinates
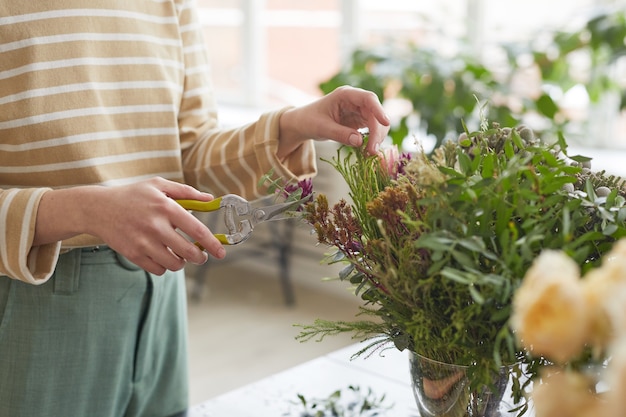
[53,246,142,295]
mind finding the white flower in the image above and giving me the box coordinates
[511,250,589,363]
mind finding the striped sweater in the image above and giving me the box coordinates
[0,0,317,284]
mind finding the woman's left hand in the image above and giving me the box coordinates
[277,85,391,158]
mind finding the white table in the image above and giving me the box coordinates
[188,342,420,416]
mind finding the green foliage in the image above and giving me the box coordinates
[297,123,626,414]
[320,10,626,150]
[292,385,392,417]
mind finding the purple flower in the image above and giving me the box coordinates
[380,145,400,178]
[282,178,314,210]
[397,152,412,176]
[379,146,412,179]
[345,240,363,254]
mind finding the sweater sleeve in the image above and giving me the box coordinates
[181,108,318,199]
[176,0,317,200]
[0,188,61,284]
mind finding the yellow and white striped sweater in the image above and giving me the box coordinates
[0,0,317,284]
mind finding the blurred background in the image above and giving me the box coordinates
[186,0,626,405]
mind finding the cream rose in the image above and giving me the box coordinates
[511,250,589,363]
[584,239,626,338]
[532,368,605,417]
[602,335,626,417]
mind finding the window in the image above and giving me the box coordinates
[196,0,625,145]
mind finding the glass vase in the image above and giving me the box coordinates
[409,352,520,417]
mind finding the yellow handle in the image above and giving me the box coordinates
[177,197,236,246]
[193,233,231,251]
[214,234,230,245]
[176,197,223,212]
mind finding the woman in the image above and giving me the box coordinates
[0,1,390,416]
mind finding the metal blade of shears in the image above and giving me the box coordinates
[176,194,308,245]
[249,198,307,228]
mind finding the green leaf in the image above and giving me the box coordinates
[568,154,592,164]
[510,130,524,150]
[585,179,597,200]
[350,272,366,285]
[459,137,472,147]
[415,234,455,251]
[427,257,451,276]
[539,149,559,167]
[456,237,486,253]
[469,285,485,304]
[562,206,571,240]
[339,264,355,280]
[458,151,473,175]
[603,224,618,236]
[541,177,575,194]
[535,93,559,118]
[451,249,474,268]
[504,139,515,159]
[481,153,495,178]
[438,166,466,179]
[441,268,472,284]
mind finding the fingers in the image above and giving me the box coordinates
[330,86,391,155]
[365,115,391,155]
[117,238,188,276]
[360,90,391,154]
[331,113,390,156]
[93,179,226,275]
[354,89,390,155]
[156,177,214,202]
[171,205,226,262]
[153,178,226,261]
[125,213,224,275]
[357,87,391,128]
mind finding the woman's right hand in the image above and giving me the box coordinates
[35,177,226,275]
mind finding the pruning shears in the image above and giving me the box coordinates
[176,194,303,245]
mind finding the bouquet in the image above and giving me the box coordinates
[294,122,626,411]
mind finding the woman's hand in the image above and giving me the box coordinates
[277,85,391,158]
[35,178,225,275]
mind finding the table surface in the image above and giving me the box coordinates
[188,342,420,416]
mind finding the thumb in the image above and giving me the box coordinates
[330,126,364,148]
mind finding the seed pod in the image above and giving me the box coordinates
[518,127,535,142]
[596,186,611,197]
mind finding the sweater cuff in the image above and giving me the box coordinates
[0,188,61,285]
[26,242,62,285]
[254,107,317,185]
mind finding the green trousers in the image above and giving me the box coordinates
[0,247,189,417]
